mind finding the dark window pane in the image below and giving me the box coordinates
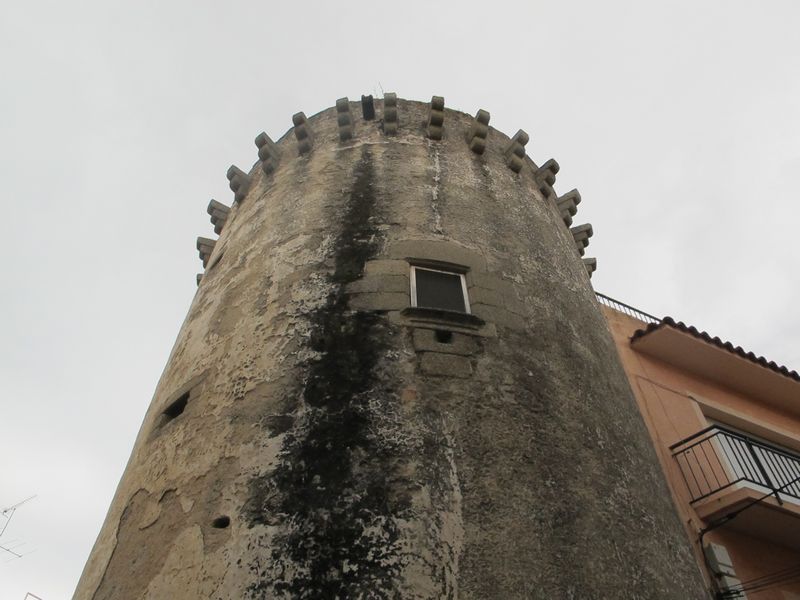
[415,269,466,312]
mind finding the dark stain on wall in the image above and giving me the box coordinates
[246,146,409,598]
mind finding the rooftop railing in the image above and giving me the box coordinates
[670,425,800,504]
[595,292,660,324]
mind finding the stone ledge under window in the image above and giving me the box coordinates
[391,307,497,338]
[401,307,485,328]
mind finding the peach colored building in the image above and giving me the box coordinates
[600,293,800,600]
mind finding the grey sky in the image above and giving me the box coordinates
[1,1,799,597]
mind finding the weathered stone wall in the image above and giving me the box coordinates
[73,97,708,599]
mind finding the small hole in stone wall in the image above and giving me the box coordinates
[212,516,230,529]
[435,330,454,344]
[163,391,189,421]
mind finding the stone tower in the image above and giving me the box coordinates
[74,95,708,599]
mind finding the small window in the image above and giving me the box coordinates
[410,266,470,313]
[149,372,208,439]
[163,391,189,421]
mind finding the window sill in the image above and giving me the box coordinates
[401,307,485,329]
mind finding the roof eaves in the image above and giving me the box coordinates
[631,316,800,383]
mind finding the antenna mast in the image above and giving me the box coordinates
[1,495,36,559]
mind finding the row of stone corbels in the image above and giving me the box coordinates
[219,95,573,206]
[221,94,537,202]
[573,224,596,276]
[553,189,596,276]
[196,236,216,269]
[196,94,596,281]
[506,136,594,276]
[224,95,550,204]
[195,200,231,284]
[547,183,595,276]
[207,200,230,234]
[533,159,596,277]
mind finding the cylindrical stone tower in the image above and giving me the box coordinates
[74,95,708,599]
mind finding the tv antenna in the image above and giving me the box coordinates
[1,495,36,559]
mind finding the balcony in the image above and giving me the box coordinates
[671,425,800,504]
[671,425,800,548]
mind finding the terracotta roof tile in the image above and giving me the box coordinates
[631,316,800,383]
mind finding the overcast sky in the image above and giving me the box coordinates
[2,1,799,598]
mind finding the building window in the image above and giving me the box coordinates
[410,266,470,313]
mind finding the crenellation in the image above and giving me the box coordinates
[571,223,593,256]
[226,165,250,204]
[361,94,375,120]
[467,109,491,154]
[292,112,313,154]
[535,158,560,198]
[255,132,281,174]
[556,189,581,227]
[336,97,354,141]
[503,129,529,173]
[383,92,398,135]
[427,95,445,140]
[196,236,216,268]
[583,257,597,277]
[207,199,230,235]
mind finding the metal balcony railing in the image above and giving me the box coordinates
[670,425,800,504]
[595,292,660,325]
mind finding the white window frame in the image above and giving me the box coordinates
[409,265,471,314]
